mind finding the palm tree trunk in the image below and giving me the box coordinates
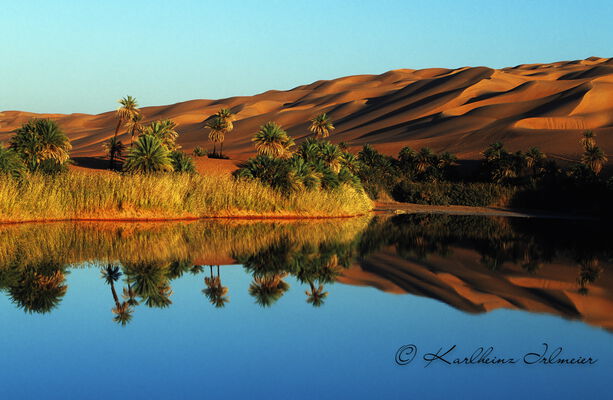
[212,143,216,156]
[220,142,224,157]
[113,119,122,140]
[109,153,115,170]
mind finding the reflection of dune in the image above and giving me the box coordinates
[2,57,612,162]
[339,246,613,331]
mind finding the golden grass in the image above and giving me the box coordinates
[0,172,373,222]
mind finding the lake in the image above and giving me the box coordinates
[0,215,611,399]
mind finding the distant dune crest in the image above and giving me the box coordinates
[1,57,612,160]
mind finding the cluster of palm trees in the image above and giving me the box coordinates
[234,113,364,192]
[580,130,608,175]
[481,143,548,183]
[104,96,193,173]
[0,118,72,177]
[204,108,235,157]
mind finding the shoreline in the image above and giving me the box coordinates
[375,202,599,220]
[0,203,598,225]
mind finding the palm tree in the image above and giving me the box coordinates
[252,122,294,158]
[102,136,126,170]
[524,147,546,178]
[320,142,344,173]
[125,112,144,147]
[215,108,235,156]
[309,112,335,138]
[124,134,174,173]
[144,119,179,150]
[10,119,72,171]
[305,281,328,307]
[581,145,608,174]
[114,96,139,140]
[580,130,596,150]
[416,148,435,174]
[205,117,226,155]
[122,285,140,306]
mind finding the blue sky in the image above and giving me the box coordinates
[1,0,611,114]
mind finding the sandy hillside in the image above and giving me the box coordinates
[1,57,612,164]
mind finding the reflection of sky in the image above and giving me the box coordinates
[1,266,611,399]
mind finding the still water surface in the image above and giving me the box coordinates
[0,215,611,399]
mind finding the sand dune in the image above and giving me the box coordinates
[1,56,612,162]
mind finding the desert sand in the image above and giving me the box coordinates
[1,57,612,168]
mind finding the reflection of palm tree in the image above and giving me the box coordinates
[122,284,140,306]
[248,273,290,307]
[101,264,134,325]
[577,258,602,295]
[9,267,68,314]
[305,281,328,307]
[112,301,133,326]
[202,265,229,308]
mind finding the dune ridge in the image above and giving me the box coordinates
[1,57,612,162]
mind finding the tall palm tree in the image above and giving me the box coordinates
[580,130,596,150]
[309,112,335,138]
[124,134,174,173]
[114,96,139,140]
[205,117,226,155]
[102,136,126,170]
[215,108,235,156]
[125,112,144,147]
[581,145,608,174]
[10,119,72,171]
[112,301,133,326]
[252,122,294,158]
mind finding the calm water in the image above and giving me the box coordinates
[0,215,611,399]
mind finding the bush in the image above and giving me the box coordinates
[193,146,207,157]
[392,181,514,207]
[170,151,196,173]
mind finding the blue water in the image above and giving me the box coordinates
[1,265,611,399]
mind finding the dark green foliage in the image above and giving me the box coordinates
[192,146,207,157]
[0,145,26,179]
[481,142,526,183]
[170,151,196,173]
[9,119,71,174]
[124,134,174,173]
[234,140,362,194]
[392,181,514,207]
[356,145,398,199]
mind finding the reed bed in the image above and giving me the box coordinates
[0,172,373,222]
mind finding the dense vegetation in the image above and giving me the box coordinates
[0,100,372,220]
[353,131,611,214]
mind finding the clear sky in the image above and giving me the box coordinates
[1,0,611,114]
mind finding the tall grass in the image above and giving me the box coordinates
[0,172,373,222]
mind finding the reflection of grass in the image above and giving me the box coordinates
[0,172,373,222]
[0,217,372,267]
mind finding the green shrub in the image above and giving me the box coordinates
[392,181,514,207]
